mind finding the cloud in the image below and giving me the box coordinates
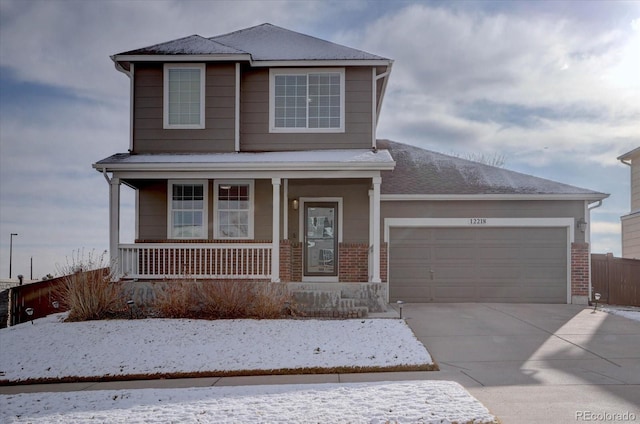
[0,0,323,102]
[338,4,640,166]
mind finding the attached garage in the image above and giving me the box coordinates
[378,140,609,304]
[388,224,568,303]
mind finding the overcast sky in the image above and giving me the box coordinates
[1,0,639,280]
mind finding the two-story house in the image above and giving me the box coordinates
[619,147,640,259]
[94,23,607,308]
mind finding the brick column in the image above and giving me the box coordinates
[279,240,291,283]
[571,242,590,298]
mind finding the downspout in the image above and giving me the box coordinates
[235,62,241,152]
[102,168,112,184]
[371,62,393,150]
[111,57,134,153]
[586,199,604,302]
[375,61,393,122]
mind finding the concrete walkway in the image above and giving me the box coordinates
[2,304,639,424]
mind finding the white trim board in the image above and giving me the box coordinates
[299,197,343,283]
[384,217,575,304]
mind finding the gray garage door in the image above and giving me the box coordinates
[389,227,567,303]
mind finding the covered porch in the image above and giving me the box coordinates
[93,149,395,284]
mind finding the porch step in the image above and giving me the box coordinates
[289,289,370,318]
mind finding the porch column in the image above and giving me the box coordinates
[271,178,281,282]
[372,176,382,283]
[109,177,121,276]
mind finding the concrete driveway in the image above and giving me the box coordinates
[398,303,640,424]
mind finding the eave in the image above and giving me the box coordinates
[381,193,610,202]
[92,149,396,175]
[618,146,640,162]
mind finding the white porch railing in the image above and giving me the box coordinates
[117,243,272,280]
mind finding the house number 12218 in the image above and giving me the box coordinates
[469,218,487,225]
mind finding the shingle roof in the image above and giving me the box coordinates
[209,23,388,61]
[93,149,395,172]
[114,23,388,62]
[117,34,246,56]
[379,139,607,198]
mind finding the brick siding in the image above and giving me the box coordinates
[571,242,590,296]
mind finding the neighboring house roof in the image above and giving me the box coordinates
[93,149,395,172]
[379,140,608,201]
[618,146,640,162]
[113,23,389,64]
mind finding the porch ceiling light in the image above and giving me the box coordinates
[577,218,587,233]
[220,185,232,190]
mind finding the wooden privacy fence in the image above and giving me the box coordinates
[591,253,640,307]
[7,269,108,326]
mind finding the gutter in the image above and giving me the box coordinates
[111,55,131,77]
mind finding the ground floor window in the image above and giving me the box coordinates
[168,180,208,239]
[214,180,254,239]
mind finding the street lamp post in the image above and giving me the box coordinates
[9,233,18,279]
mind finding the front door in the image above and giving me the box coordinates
[304,202,338,277]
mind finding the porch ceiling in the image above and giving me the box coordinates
[93,149,395,173]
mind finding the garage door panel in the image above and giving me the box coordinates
[432,228,475,241]
[389,226,568,303]
[434,247,477,260]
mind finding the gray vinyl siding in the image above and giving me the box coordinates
[137,180,168,240]
[240,67,373,151]
[381,200,587,243]
[135,178,371,242]
[287,179,370,243]
[133,63,236,153]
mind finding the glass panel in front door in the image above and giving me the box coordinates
[304,203,338,276]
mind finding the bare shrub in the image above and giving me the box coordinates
[152,281,200,319]
[202,281,297,319]
[199,281,255,319]
[251,282,295,319]
[55,250,124,321]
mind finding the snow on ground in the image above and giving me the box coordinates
[602,306,640,323]
[0,381,497,424]
[0,314,432,382]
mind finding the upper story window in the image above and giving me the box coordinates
[214,180,254,239]
[168,180,208,239]
[163,64,205,129]
[269,68,345,133]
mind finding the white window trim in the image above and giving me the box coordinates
[163,63,206,129]
[213,180,255,240]
[167,180,209,240]
[269,68,345,133]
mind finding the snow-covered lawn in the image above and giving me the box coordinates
[1,381,497,424]
[602,306,640,323]
[0,313,433,383]
[0,314,499,423]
